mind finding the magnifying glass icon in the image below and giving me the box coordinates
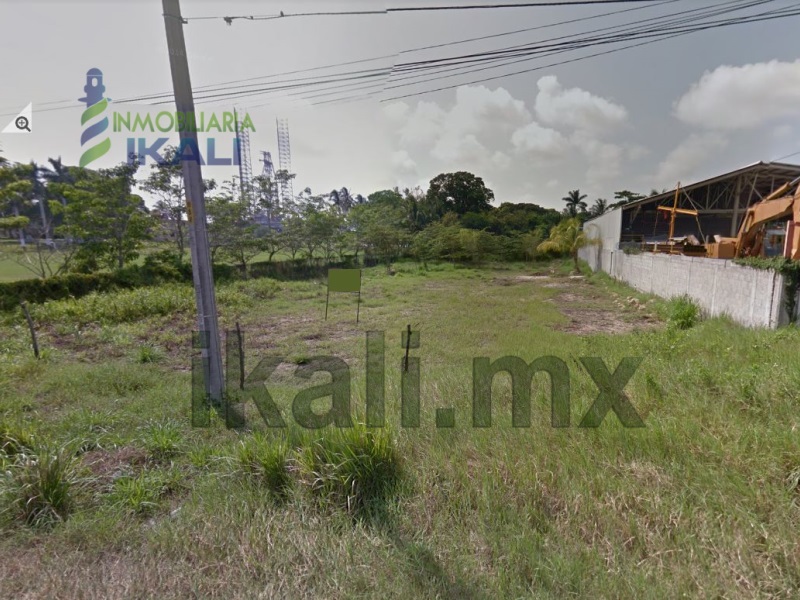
[15,116,31,132]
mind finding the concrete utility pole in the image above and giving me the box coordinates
[162,0,224,403]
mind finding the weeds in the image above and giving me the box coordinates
[108,469,177,517]
[141,420,183,461]
[667,295,700,330]
[235,432,291,499]
[137,343,163,364]
[0,443,81,527]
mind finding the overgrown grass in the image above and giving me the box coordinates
[140,420,183,461]
[1,260,800,598]
[18,278,278,327]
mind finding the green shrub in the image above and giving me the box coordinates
[668,295,700,330]
[107,469,182,517]
[0,422,36,458]
[28,284,195,325]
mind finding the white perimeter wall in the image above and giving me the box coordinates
[579,246,791,328]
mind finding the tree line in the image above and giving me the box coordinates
[0,147,656,279]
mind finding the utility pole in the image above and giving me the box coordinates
[162,0,224,403]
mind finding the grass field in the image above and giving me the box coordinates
[1,260,799,598]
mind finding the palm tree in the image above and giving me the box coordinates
[561,189,587,217]
[330,187,354,213]
[537,218,590,273]
[589,198,608,217]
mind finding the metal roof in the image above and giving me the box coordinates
[620,161,800,211]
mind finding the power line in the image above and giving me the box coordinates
[4,0,795,116]
[0,0,688,115]
[163,0,776,107]
[180,1,677,23]
[188,0,794,107]
[773,149,800,162]
[320,3,800,104]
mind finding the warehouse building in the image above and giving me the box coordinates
[579,161,800,328]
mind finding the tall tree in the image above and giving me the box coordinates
[561,189,588,218]
[41,156,76,236]
[206,188,262,277]
[589,198,608,217]
[0,163,34,246]
[57,162,152,270]
[425,171,494,218]
[141,145,216,256]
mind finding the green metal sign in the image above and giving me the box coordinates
[326,269,362,321]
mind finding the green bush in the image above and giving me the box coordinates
[27,284,195,325]
[668,295,700,330]
[137,343,163,364]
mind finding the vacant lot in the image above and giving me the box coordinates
[1,261,799,598]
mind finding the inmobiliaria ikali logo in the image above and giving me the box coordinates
[78,68,255,167]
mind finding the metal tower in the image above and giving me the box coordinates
[259,151,281,231]
[235,110,254,209]
[261,150,275,179]
[276,118,293,204]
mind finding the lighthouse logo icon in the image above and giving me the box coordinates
[78,68,111,167]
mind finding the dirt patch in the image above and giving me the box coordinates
[82,446,148,482]
[513,275,551,282]
[542,282,572,289]
[552,292,582,303]
[557,308,659,335]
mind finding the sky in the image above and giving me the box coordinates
[1,0,800,210]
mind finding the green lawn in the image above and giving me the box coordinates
[1,260,799,598]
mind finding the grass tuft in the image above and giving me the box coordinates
[137,343,163,364]
[0,443,81,527]
[141,420,183,461]
[295,424,400,517]
[235,432,292,500]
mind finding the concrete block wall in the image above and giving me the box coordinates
[579,247,789,328]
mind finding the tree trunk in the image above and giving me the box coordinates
[13,204,25,247]
[37,197,51,244]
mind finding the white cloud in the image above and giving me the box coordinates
[432,133,486,163]
[383,101,410,121]
[674,59,800,130]
[655,133,729,187]
[534,75,627,132]
[511,121,569,157]
[491,151,512,170]
[398,101,446,147]
[384,80,633,205]
[391,149,417,175]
